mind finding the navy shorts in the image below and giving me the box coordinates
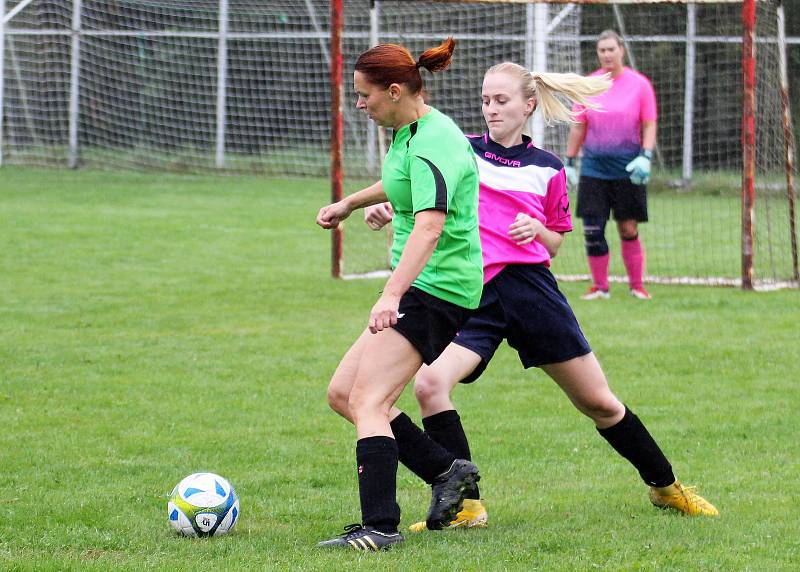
[453,264,592,383]
[392,287,473,365]
[576,175,648,222]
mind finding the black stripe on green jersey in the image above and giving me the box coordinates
[415,156,447,212]
[406,122,418,148]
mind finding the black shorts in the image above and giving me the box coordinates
[453,265,592,383]
[392,287,473,365]
[576,175,648,222]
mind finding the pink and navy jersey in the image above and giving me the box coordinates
[468,133,572,283]
[574,67,657,180]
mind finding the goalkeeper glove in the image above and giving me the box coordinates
[564,157,579,187]
[626,149,653,185]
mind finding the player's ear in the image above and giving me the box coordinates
[387,83,402,102]
[526,97,536,117]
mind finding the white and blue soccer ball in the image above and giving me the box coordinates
[168,472,239,537]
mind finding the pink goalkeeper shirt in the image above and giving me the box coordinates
[468,133,572,283]
[574,67,657,180]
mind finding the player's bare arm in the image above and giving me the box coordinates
[317,180,388,229]
[369,210,445,334]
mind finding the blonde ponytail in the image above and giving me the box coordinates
[484,62,611,124]
[533,71,610,124]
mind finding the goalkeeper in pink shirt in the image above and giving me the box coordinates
[361,62,717,530]
[566,29,657,300]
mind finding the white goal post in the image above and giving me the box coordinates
[329,0,798,289]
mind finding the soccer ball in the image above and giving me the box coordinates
[168,472,240,537]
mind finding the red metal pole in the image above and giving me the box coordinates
[741,0,756,290]
[330,0,344,278]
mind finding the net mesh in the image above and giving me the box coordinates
[3,0,334,174]
[0,0,796,286]
[336,0,797,287]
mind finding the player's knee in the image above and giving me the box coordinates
[347,391,389,423]
[583,217,609,257]
[619,221,639,241]
[581,396,624,425]
[414,370,449,407]
[326,382,350,418]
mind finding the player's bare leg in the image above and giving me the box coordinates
[326,328,372,422]
[541,352,624,429]
[415,343,482,417]
[543,353,717,516]
[410,343,488,531]
[347,328,422,439]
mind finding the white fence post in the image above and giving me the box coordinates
[367,0,380,176]
[0,0,7,167]
[215,0,229,169]
[530,4,548,146]
[682,2,696,184]
[524,3,534,139]
[68,0,82,168]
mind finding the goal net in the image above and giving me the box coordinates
[332,0,798,288]
[1,0,336,176]
[0,1,796,287]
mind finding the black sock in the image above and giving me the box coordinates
[356,436,401,533]
[422,410,480,499]
[597,406,675,488]
[390,412,456,484]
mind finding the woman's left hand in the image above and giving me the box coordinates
[364,202,394,230]
[368,293,401,334]
[508,212,545,245]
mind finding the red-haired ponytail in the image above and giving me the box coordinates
[355,38,456,94]
[416,37,455,74]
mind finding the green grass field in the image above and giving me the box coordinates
[0,167,798,571]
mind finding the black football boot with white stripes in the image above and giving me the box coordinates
[425,459,481,530]
[317,523,404,551]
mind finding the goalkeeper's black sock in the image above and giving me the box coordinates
[356,436,400,534]
[597,406,675,488]
[422,410,480,500]
[390,412,456,485]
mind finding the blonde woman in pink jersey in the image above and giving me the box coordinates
[364,62,718,530]
[565,29,656,301]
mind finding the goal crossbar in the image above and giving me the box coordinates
[431,1,748,5]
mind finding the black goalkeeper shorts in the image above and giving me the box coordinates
[576,175,648,222]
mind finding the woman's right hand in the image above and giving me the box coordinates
[368,292,401,334]
[364,203,394,230]
[508,212,545,245]
[317,200,352,229]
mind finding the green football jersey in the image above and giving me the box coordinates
[382,107,483,309]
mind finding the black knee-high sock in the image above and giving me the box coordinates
[390,412,456,484]
[422,410,480,499]
[356,436,401,533]
[597,406,675,488]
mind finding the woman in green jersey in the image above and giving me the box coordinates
[315,38,483,551]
